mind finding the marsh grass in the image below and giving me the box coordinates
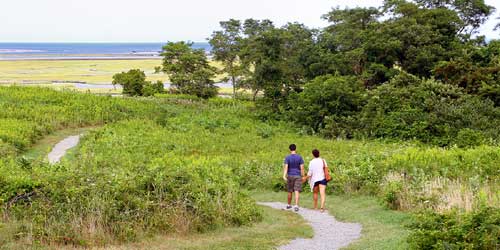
[0,59,225,84]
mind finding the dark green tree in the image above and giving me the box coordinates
[321,6,400,87]
[160,41,217,99]
[359,72,500,145]
[414,0,495,35]
[112,69,159,96]
[238,19,276,100]
[209,19,245,99]
[238,20,317,112]
[287,75,365,133]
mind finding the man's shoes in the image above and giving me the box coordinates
[294,206,299,212]
[286,204,292,210]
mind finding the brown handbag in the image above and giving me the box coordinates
[323,159,332,182]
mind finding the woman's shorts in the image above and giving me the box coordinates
[314,179,328,187]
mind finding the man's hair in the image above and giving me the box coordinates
[312,149,320,158]
[289,144,297,151]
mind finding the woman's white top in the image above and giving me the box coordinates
[307,157,327,191]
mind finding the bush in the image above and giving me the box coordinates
[454,128,485,148]
[287,75,366,133]
[380,177,404,210]
[360,73,500,146]
[113,69,163,97]
[408,207,500,249]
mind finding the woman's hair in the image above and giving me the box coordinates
[312,149,320,158]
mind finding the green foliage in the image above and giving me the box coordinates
[380,178,405,210]
[1,87,499,247]
[360,73,500,146]
[215,2,500,148]
[0,86,163,154]
[239,20,318,111]
[112,69,163,96]
[287,75,365,136]
[160,42,218,99]
[408,207,500,249]
[415,0,495,35]
[0,88,262,245]
[455,128,485,148]
[433,39,500,98]
[209,19,245,99]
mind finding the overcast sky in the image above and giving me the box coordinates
[1,0,499,42]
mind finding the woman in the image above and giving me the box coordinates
[306,149,328,212]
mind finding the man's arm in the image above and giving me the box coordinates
[300,164,305,177]
[283,164,288,181]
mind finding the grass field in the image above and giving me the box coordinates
[0,59,226,84]
[1,87,498,249]
[0,59,168,84]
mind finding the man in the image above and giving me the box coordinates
[283,144,305,212]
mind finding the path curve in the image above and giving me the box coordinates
[258,202,362,250]
[47,135,81,164]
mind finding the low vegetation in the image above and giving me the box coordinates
[112,69,163,96]
[0,59,166,84]
[1,86,498,249]
[2,4,500,248]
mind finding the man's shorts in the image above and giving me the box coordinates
[287,176,302,192]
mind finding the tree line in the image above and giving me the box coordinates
[114,0,500,146]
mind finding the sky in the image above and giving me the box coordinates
[1,0,499,42]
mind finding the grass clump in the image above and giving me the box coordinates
[408,207,500,249]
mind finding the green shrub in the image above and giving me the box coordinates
[360,73,500,146]
[380,178,404,210]
[408,207,500,249]
[113,69,163,97]
[1,86,498,247]
[287,75,366,133]
[454,128,485,148]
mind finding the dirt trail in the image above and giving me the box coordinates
[47,135,81,164]
[258,202,362,250]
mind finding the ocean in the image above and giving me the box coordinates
[0,42,211,59]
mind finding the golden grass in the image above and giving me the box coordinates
[382,173,499,212]
[0,60,224,84]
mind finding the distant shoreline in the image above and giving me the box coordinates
[0,42,211,61]
[0,54,162,61]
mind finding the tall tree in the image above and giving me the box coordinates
[392,2,461,75]
[238,20,316,112]
[160,42,217,99]
[238,19,276,100]
[414,0,495,35]
[209,19,244,99]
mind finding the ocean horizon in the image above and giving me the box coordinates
[0,42,211,59]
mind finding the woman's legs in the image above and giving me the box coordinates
[313,185,319,209]
[319,184,326,211]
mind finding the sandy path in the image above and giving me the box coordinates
[47,135,81,164]
[258,202,362,250]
